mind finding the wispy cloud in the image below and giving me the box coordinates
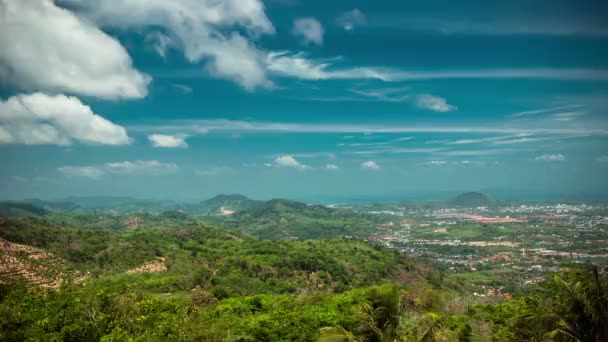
[172,84,193,94]
[437,149,517,157]
[437,134,531,145]
[388,69,608,81]
[381,13,608,37]
[325,164,340,170]
[535,154,566,161]
[510,104,584,118]
[347,147,446,155]
[194,166,233,176]
[105,160,179,175]
[349,86,411,102]
[58,160,179,180]
[58,166,106,180]
[265,52,390,81]
[158,55,608,84]
[292,18,324,46]
[423,160,485,166]
[336,9,366,31]
[131,120,608,135]
[552,112,586,122]
[271,152,335,159]
[596,155,608,163]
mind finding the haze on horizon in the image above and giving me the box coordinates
[1,0,608,202]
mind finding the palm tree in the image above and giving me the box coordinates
[534,266,608,342]
[317,286,404,342]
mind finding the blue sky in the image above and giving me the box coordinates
[1,0,608,202]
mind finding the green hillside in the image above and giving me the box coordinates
[0,201,49,217]
[220,199,385,239]
[1,215,607,341]
[198,194,260,214]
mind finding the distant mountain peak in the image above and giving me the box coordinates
[452,192,493,207]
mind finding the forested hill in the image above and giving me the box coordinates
[218,198,385,239]
[1,215,607,341]
[0,201,50,217]
[198,194,260,214]
[0,216,432,290]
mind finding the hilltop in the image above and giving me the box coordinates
[198,194,260,214]
[0,201,49,217]
[451,192,493,207]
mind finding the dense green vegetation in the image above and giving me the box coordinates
[198,194,261,214]
[219,199,386,239]
[1,206,607,341]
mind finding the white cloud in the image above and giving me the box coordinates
[510,105,583,118]
[535,154,566,161]
[423,160,484,166]
[131,119,608,135]
[292,18,324,45]
[0,93,130,145]
[425,160,448,165]
[438,149,515,157]
[552,111,585,122]
[194,166,233,176]
[148,134,188,148]
[273,155,311,170]
[596,155,608,163]
[361,160,380,170]
[415,94,457,112]
[58,166,105,180]
[325,164,339,170]
[349,86,411,102]
[336,9,366,31]
[265,52,391,81]
[104,160,179,175]
[58,160,179,180]
[0,0,149,99]
[273,152,335,159]
[390,69,608,81]
[441,134,531,145]
[65,0,275,91]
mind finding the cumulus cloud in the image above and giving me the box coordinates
[0,0,149,99]
[326,164,339,170]
[361,160,380,170]
[535,154,566,161]
[104,160,179,175]
[0,93,130,145]
[336,9,366,31]
[292,18,324,45]
[64,0,275,91]
[273,155,311,170]
[58,166,105,180]
[148,134,188,148]
[415,94,457,112]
